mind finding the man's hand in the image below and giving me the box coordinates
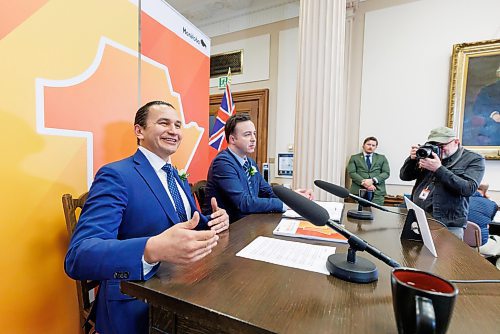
[361,179,374,188]
[418,152,442,172]
[144,212,219,264]
[410,145,419,160]
[207,197,230,234]
[295,188,314,200]
[366,185,376,191]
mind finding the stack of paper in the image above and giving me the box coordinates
[273,219,347,243]
[283,201,344,222]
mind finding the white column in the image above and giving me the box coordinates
[293,0,348,201]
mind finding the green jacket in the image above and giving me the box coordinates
[347,152,390,205]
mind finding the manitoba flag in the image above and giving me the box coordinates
[208,83,235,152]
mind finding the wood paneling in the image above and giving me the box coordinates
[210,89,269,169]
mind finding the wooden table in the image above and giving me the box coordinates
[122,204,500,333]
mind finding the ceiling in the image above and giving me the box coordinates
[167,0,300,29]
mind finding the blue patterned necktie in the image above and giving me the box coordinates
[365,155,372,170]
[243,159,251,181]
[161,164,187,223]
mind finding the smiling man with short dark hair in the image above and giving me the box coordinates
[65,101,229,333]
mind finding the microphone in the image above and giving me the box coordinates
[314,180,388,212]
[273,185,401,283]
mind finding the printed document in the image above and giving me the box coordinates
[283,201,344,222]
[236,236,336,275]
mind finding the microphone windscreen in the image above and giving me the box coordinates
[314,180,350,199]
[272,185,329,226]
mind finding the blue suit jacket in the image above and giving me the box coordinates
[203,149,283,223]
[65,149,208,334]
[468,192,498,245]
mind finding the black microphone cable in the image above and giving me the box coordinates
[449,279,500,284]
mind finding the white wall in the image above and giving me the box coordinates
[209,34,270,87]
[210,18,299,184]
[275,27,298,180]
[358,0,500,201]
[208,1,500,203]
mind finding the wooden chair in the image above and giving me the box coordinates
[463,221,482,252]
[62,192,99,334]
[191,180,207,210]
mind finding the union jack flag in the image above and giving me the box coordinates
[208,83,235,151]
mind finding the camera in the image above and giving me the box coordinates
[416,143,440,159]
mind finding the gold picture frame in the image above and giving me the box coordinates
[447,38,500,160]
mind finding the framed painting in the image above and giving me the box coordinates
[447,38,500,159]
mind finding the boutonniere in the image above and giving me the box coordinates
[177,168,189,181]
[248,165,257,177]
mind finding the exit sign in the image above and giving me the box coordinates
[218,76,231,89]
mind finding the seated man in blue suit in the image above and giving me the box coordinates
[65,101,229,334]
[203,113,312,223]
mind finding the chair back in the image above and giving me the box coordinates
[463,221,481,252]
[191,180,207,210]
[62,192,99,334]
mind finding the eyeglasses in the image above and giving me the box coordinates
[436,140,454,148]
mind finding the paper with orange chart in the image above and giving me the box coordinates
[236,236,336,275]
[273,219,348,243]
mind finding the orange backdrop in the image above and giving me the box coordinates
[0,1,210,332]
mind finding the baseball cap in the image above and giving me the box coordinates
[427,127,457,143]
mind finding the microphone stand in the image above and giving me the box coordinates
[347,190,374,220]
[347,202,374,220]
[325,219,401,283]
[272,184,401,284]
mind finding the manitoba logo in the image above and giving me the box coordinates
[182,27,206,48]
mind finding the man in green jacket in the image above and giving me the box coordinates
[347,136,390,205]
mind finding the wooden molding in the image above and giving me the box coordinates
[210,89,269,168]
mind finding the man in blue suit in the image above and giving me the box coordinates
[65,101,229,334]
[203,113,312,223]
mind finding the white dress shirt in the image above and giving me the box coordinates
[138,146,192,275]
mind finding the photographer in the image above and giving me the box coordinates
[399,127,485,239]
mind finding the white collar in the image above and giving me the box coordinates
[228,147,247,167]
[138,146,171,172]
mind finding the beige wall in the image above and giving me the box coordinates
[349,0,500,203]
[210,18,299,184]
[209,0,500,203]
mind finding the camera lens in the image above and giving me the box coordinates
[416,147,431,159]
